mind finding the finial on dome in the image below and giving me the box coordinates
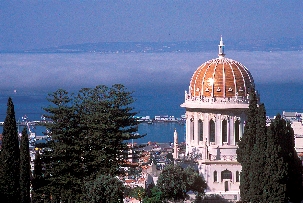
[218,35,225,59]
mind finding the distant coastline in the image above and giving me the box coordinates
[1,38,302,53]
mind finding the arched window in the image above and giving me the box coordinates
[214,171,217,182]
[209,119,215,142]
[198,119,203,141]
[221,170,232,181]
[235,119,240,143]
[190,118,194,140]
[236,171,240,182]
[222,119,227,143]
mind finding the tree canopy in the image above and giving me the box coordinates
[41,84,142,201]
[0,97,20,202]
[20,127,31,203]
[156,164,206,202]
[237,90,303,202]
[84,174,125,203]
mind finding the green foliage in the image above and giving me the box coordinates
[31,152,47,203]
[248,103,267,202]
[143,186,163,203]
[0,97,20,202]
[263,115,303,202]
[20,127,31,203]
[157,164,206,202]
[263,114,288,202]
[41,84,141,201]
[237,91,303,202]
[84,174,125,203]
[131,186,146,202]
[236,89,258,202]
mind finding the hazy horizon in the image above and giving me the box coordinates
[0,50,302,118]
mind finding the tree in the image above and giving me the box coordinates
[263,115,303,202]
[236,89,258,202]
[248,103,267,202]
[84,174,125,203]
[143,186,162,203]
[263,114,288,202]
[184,166,207,197]
[284,121,303,202]
[42,89,83,201]
[237,92,303,202]
[0,97,20,202]
[157,164,207,202]
[131,186,146,203]
[41,84,142,201]
[31,152,47,203]
[20,127,31,203]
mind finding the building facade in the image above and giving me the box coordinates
[180,37,256,201]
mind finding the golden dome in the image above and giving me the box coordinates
[190,38,254,98]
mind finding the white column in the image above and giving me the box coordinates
[205,113,209,145]
[186,113,191,155]
[230,116,234,145]
[227,117,230,144]
[216,114,220,145]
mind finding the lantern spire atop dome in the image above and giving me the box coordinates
[218,35,225,59]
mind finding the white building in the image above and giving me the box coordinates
[180,37,256,201]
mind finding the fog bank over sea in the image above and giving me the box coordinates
[0,51,302,119]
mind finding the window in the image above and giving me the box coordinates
[225,181,229,191]
[221,170,232,181]
[214,171,217,182]
[222,119,227,143]
[209,119,215,142]
[236,171,240,182]
[199,119,203,141]
[235,119,240,142]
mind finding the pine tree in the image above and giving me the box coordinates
[20,127,31,203]
[236,89,258,201]
[31,152,47,203]
[42,89,83,202]
[0,97,20,202]
[42,84,142,201]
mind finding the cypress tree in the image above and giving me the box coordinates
[263,114,288,202]
[0,97,20,202]
[236,89,258,201]
[249,103,267,202]
[20,127,31,203]
[282,119,303,202]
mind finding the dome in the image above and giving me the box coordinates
[189,37,254,98]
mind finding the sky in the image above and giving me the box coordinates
[0,0,302,51]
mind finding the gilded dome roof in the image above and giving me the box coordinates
[189,38,254,98]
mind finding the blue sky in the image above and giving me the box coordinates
[0,0,302,50]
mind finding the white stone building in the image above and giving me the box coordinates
[180,37,257,201]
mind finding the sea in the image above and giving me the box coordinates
[0,43,302,143]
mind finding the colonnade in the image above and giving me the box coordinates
[185,111,245,155]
